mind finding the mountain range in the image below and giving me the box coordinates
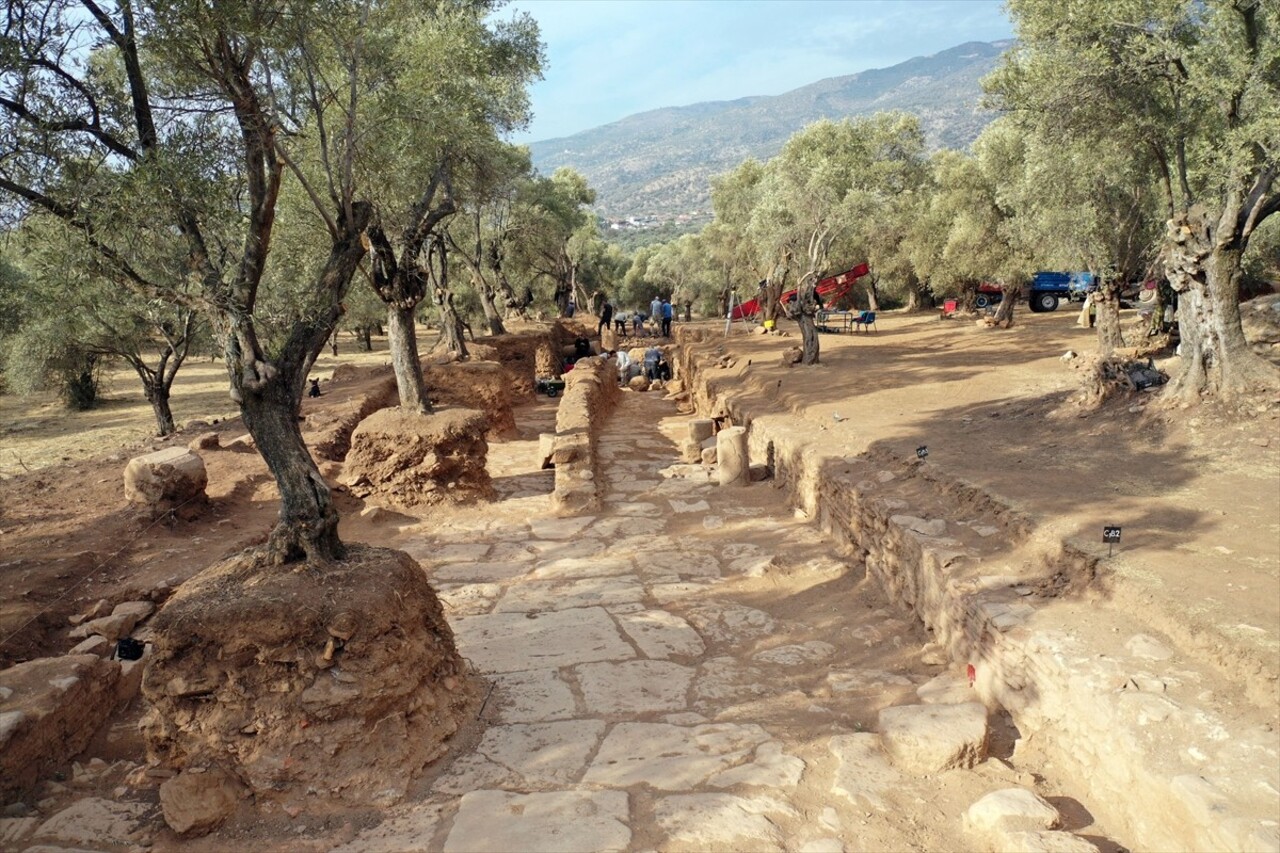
[528,40,1013,221]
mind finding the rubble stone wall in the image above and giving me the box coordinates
[549,357,621,513]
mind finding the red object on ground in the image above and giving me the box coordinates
[966,663,976,687]
[730,263,871,320]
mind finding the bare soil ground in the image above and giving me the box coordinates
[0,306,1276,851]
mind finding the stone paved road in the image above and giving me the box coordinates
[337,392,1082,853]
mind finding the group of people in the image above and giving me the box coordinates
[596,296,675,339]
[606,344,671,385]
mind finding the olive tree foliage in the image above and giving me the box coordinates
[504,167,597,317]
[0,0,379,563]
[445,143,538,337]
[987,0,1280,401]
[1,219,204,432]
[735,115,929,363]
[907,124,1037,325]
[0,0,543,565]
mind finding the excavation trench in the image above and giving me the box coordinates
[672,331,1279,853]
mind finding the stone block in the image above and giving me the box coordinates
[687,419,715,444]
[993,830,1099,852]
[877,702,989,774]
[538,433,556,469]
[964,787,1061,835]
[123,447,208,509]
[716,426,750,486]
[70,601,154,642]
[159,766,242,836]
[701,447,718,465]
[68,636,111,658]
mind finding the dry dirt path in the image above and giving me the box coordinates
[341,391,1111,853]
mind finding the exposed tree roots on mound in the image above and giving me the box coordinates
[141,544,475,811]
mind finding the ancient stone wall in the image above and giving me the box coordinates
[674,331,1278,853]
[549,357,621,513]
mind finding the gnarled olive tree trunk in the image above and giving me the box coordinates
[1094,278,1124,356]
[387,302,430,413]
[223,204,373,565]
[1164,207,1280,401]
[991,284,1019,326]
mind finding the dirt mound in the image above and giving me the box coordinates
[469,328,559,398]
[341,407,494,508]
[421,361,517,439]
[300,365,397,461]
[140,544,474,809]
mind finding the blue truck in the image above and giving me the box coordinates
[1025,271,1094,312]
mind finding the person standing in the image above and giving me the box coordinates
[643,344,662,380]
[598,301,614,338]
[650,295,663,332]
[661,298,673,337]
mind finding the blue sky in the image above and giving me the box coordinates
[505,0,1015,144]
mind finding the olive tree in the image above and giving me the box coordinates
[989,0,1280,400]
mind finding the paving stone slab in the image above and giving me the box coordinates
[829,733,901,812]
[694,657,770,704]
[878,702,990,774]
[436,583,502,616]
[530,556,635,580]
[332,804,443,852]
[609,502,661,516]
[708,741,805,788]
[684,600,778,644]
[615,610,706,659]
[668,498,711,514]
[34,798,149,847]
[443,790,630,853]
[583,722,771,789]
[495,576,644,613]
[456,721,605,789]
[432,561,533,583]
[524,538,608,559]
[638,552,722,579]
[576,660,694,715]
[654,793,796,853]
[591,517,667,539]
[454,607,634,673]
[491,670,578,723]
[426,543,492,562]
[528,517,598,540]
[753,641,836,666]
[650,581,720,605]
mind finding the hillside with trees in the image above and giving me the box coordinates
[529,40,1010,220]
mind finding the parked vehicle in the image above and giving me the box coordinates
[1024,271,1094,312]
[973,272,1097,312]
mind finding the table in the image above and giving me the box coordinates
[817,311,856,333]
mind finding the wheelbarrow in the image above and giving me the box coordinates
[536,377,566,398]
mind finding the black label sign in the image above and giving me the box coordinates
[915,446,929,459]
[1102,526,1122,543]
